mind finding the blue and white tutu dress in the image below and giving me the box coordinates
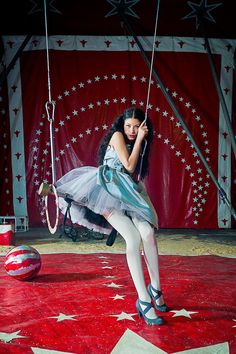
[56,145,158,234]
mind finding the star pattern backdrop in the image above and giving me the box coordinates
[1,35,235,228]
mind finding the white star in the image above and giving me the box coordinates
[49,313,78,322]
[162,110,168,117]
[105,282,123,288]
[171,308,198,318]
[110,294,126,300]
[102,266,113,269]
[232,319,236,327]
[110,312,136,321]
[31,347,74,353]
[0,330,27,343]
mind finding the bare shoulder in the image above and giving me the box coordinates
[110,131,125,146]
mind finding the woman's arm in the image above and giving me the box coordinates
[110,122,148,173]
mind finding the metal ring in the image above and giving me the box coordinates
[45,184,59,234]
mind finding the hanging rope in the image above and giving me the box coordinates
[42,0,59,234]
[144,0,160,123]
[138,0,160,180]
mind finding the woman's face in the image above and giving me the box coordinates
[123,118,141,141]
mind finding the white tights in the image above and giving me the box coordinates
[107,210,163,305]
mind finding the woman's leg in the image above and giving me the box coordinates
[132,216,165,306]
[106,210,158,319]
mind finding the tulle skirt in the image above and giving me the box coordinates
[56,165,158,235]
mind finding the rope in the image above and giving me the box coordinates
[138,0,160,180]
[43,0,59,234]
[144,0,160,123]
[44,0,52,104]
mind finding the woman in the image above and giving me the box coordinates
[54,107,168,325]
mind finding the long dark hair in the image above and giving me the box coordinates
[98,107,153,179]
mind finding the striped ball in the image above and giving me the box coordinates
[5,245,41,281]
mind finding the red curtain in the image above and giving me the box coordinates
[2,35,235,229]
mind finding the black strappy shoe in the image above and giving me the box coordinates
[147,284,169,312]
[136,299,164,325]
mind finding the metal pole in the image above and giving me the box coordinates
[0,34,32,87]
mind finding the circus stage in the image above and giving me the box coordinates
[0,250,235,353]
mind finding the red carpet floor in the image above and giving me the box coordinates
[0,253,235,353]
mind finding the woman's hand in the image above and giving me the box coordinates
[136,121,148,142]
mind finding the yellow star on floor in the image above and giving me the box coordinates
[49,313,78,322]
[171,309,198,318]
[110,312,137,321]
[0,330,28,343]
[111,329,230,353]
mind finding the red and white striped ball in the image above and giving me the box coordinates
[5,245,41,281]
